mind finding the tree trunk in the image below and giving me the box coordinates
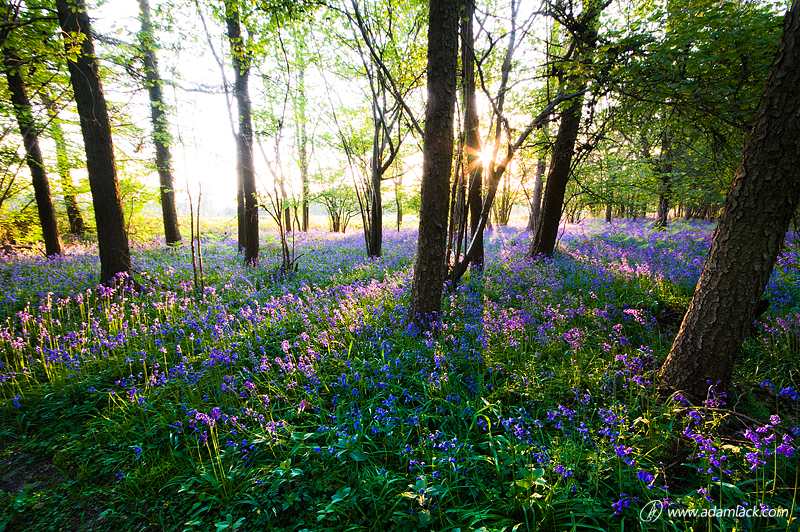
[409,0,459,327]
[463,0,484,269]
[395,160,403,231]
[654,132,672,228]
[3,53,63,256]
[56,0,130,282]
[226,1,258,264]
[42,96,85,237]
[139,0,181,246]
[369,159,382,256]
[526,157,545,231]
[660,0,800,400]
[296,63,309,232]
[605,201,612,223]
[531,95,583,256]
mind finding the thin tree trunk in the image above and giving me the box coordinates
[531,94,584,257]
[395,160,403,231]
[139,0,181,246]
[409,0,459,327]
[3,52,63,256]
[660,0,800,399]
[654,132,672,228]
[226,1,258,264]
[296,63,309,232]
[463,0,484,269]
[42,96,85,237]
[56,0,130,282]
[526,157,545,231]
[369,158,382,256]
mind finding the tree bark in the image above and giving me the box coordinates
[226,0,258,264]
[531,94,583,256]
[409,0,459,327]
[3,53,63,256]
[369,152,382,256]
[660,0,800,399]
[139,0,181,246]
[56,0,130,282]
[42,96,85,237]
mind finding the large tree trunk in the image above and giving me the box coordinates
[660,0,800,400]
[56,0,130,282]
[526,158,545,231]
[42,96,85,238]
[139,0,181,246]
[3,53,63,256]
[226,1,258,264]
[531,95,583,256]
[409,0,459,327]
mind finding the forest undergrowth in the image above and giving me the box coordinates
[0,220,798,531]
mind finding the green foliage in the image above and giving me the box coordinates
[594,0,785,216]
[312,168,359,233]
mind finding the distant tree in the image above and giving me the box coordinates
[525,158,546,231]
[408,0,459,326]
[56,0,131,283]
[659,0,800,399]
[314,170,359,233]
[138,0,181,246]
[41,95,85,237]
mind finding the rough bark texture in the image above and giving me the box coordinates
[463,0,484,269]
[3,54,63,256]
[226,1,258,264]
[660,0,800,400]
[56,0,131,282]
[139,0,181,246]
[531,95,583,256]
[43,96,85,237]
[409,0,459,327]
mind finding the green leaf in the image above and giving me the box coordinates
[349,449,367,462]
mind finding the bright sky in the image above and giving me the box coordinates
[91,1,251,217]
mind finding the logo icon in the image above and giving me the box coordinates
[639,500,665,523]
